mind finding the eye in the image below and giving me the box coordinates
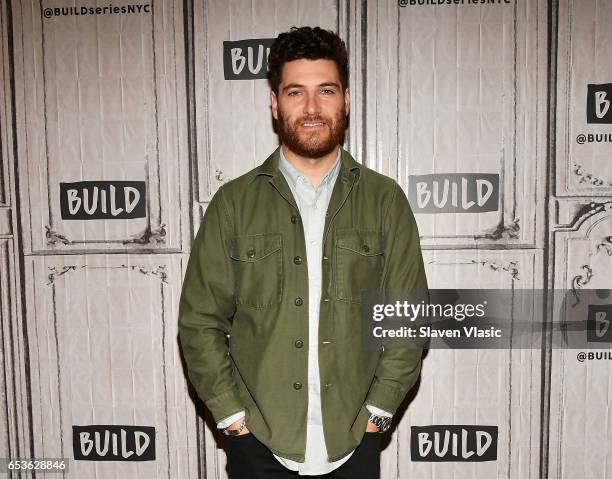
[287,90,301,97]
[322,89,335,95]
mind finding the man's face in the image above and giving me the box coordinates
[271,58,350,159]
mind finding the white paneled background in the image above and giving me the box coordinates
[0,0,611,478]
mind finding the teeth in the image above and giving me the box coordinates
[303,122,323,126]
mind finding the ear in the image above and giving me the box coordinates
[344,87,350,116]
[270,90,279,121]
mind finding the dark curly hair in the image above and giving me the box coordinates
[267,26,349,94]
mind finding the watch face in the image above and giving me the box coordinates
[377,417,391,431]
[370,414,391,431]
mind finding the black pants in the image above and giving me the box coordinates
[227,432,380,478]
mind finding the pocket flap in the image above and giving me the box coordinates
[336,229,384,256]
[229,233,282,262]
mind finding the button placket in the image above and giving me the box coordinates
[276,152,343,437]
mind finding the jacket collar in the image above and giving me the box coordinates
[247,146,361,244]
[247,145,361,185]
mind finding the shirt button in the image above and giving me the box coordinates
[247,249,255,258]
[294,339,304,348]
[291,215,298,224]
[293,381,302,390]
[295,297,304,306]
[293,256,303,265]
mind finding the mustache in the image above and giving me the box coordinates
[295,116,328,124]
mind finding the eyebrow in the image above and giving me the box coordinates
[282,81,341,92]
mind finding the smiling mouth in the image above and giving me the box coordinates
[301,122,325,128]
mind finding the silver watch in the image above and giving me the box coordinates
[222,418,246,436]
[368,413,392,433]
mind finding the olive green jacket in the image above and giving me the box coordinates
[178,146,428,462]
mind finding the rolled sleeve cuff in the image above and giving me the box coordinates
[366,404,393,418]
[204,387,245,424]
[217,410,246,429]
[364,380,406,416]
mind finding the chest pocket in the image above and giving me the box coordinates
[228,233,283,308]
[334,229,385,303]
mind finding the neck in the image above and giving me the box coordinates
[281,144,340,188]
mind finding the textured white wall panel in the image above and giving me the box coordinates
[23,254,199,478]
[11,0,189,253]
[549,203,612,479]
[397,249,543,479]
[555,0,612,196]
[357,0,547,248]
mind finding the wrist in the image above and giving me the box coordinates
[223,418,246,436]
[367,412,392,433]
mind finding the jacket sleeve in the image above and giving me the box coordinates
[178,186,244,423]
[364,180,429,415]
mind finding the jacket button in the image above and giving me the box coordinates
[362,244,370,253]
[291,215,298,224]
[322,297,330,304]
[322,255,328,261]
[295,297,304,306]
[293,256,303,265]
[294,339,304,348]
[293,381,302,390]
[247,249,255,258]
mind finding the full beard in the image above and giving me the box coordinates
[277,106,347,159]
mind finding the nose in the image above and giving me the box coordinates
[304,92,321,116]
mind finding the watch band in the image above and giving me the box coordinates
[368,413,392,433]
[222,418,246,436]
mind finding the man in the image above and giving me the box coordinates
[178,26,428,478]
